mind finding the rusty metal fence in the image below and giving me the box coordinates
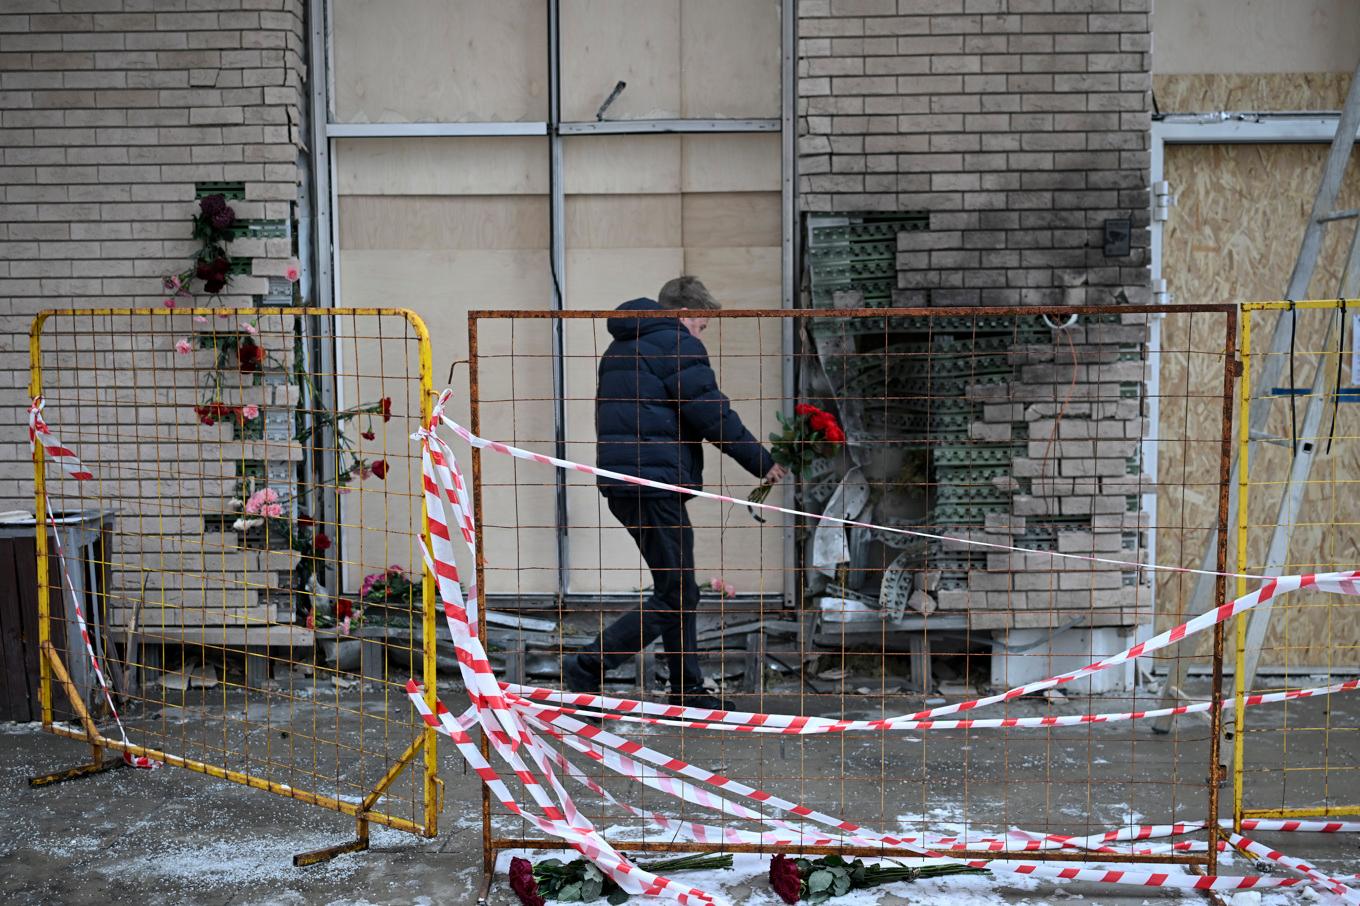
[465,304,1239,875]
[28,307,440,862]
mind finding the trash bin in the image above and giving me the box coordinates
[0,509,114,723]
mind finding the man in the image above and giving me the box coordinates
[563,276,786,710]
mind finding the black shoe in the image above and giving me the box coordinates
[667,689,735,712]
[562,654,602,696]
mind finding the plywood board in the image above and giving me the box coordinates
[681,133,781,193]
[1153,73,1352,113]
[336,138,549,196]
[338,196,550,251]
[680,0,781,118]
[563,135,683,195]
[1157,141,1360,667]
[565,194,682,249]
[1151,1,1360,77]
[339,248,558,595]
[681,191,781,249]
[332,0,548,123]
[560,0,681,122]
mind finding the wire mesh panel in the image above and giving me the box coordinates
[30,307,439,843]
[1236,300,1360,822]
[467,304,1238,873]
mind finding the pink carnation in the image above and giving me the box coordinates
[163,298,176,309]
[175,339,193,356]
[285,258,300,283]
[261,503,283,518]
[193,315,208,325]
[244,487,280,515]
[243,321,259,336]
[241,404,260,420]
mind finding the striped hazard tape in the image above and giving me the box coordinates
[29,398,154,770]
[405,390,1360,904]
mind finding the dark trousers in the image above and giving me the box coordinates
[580,491,703,693]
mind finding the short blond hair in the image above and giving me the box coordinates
[657,275,721,311]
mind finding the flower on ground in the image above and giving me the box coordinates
[508,857,546,906]
[313,531,331,552]
[285,259,300,283]
[769,854,802,904]
[340,616,351,635]
[370,459,388,480]
[336,598,352,621]
[175,338,193,356]
[305,611,315,630]
[241,404,260,421]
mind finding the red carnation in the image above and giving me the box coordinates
[361,430,375,441]
[296,514,315,528]
[370,459,388,480]
[313,531,331,553]
[380,396,393,422]
[193,405,216,426]
[336,598,352,621]
[769,854,802,904]
[196,255,231,294]
[508,857,545,906]
[238,338,264,373]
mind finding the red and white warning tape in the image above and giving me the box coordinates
[28,398,154,770]
[27,392,1359,901]
[402,391,1360,904]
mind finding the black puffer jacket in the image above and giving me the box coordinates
[595,298,774,495]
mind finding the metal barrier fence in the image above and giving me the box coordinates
[29,307,440,862]
[1236,299,1360,824]
[467,304,1238,874]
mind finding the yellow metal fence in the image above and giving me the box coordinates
[29,307,441,860]
[1236,299,1360,823]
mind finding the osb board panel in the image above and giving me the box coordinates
[560,0,779,121]
[340,249,558,595]
[338,196,550,251]
[1153,73,1352,113]
[336,138,549,196]
[332,0,548,123]
[1157,142,1360,667]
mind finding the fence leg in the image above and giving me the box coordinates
[292,732,428,866]
[28,641,125,787]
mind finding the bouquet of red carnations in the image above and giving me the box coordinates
[769,853,986,903]
[747,403,845,514]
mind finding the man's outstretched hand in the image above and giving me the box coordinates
[764,463,789,485]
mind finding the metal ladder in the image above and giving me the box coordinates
[1152,62,1360,733]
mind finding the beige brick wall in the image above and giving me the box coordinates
[0,0,306,510]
